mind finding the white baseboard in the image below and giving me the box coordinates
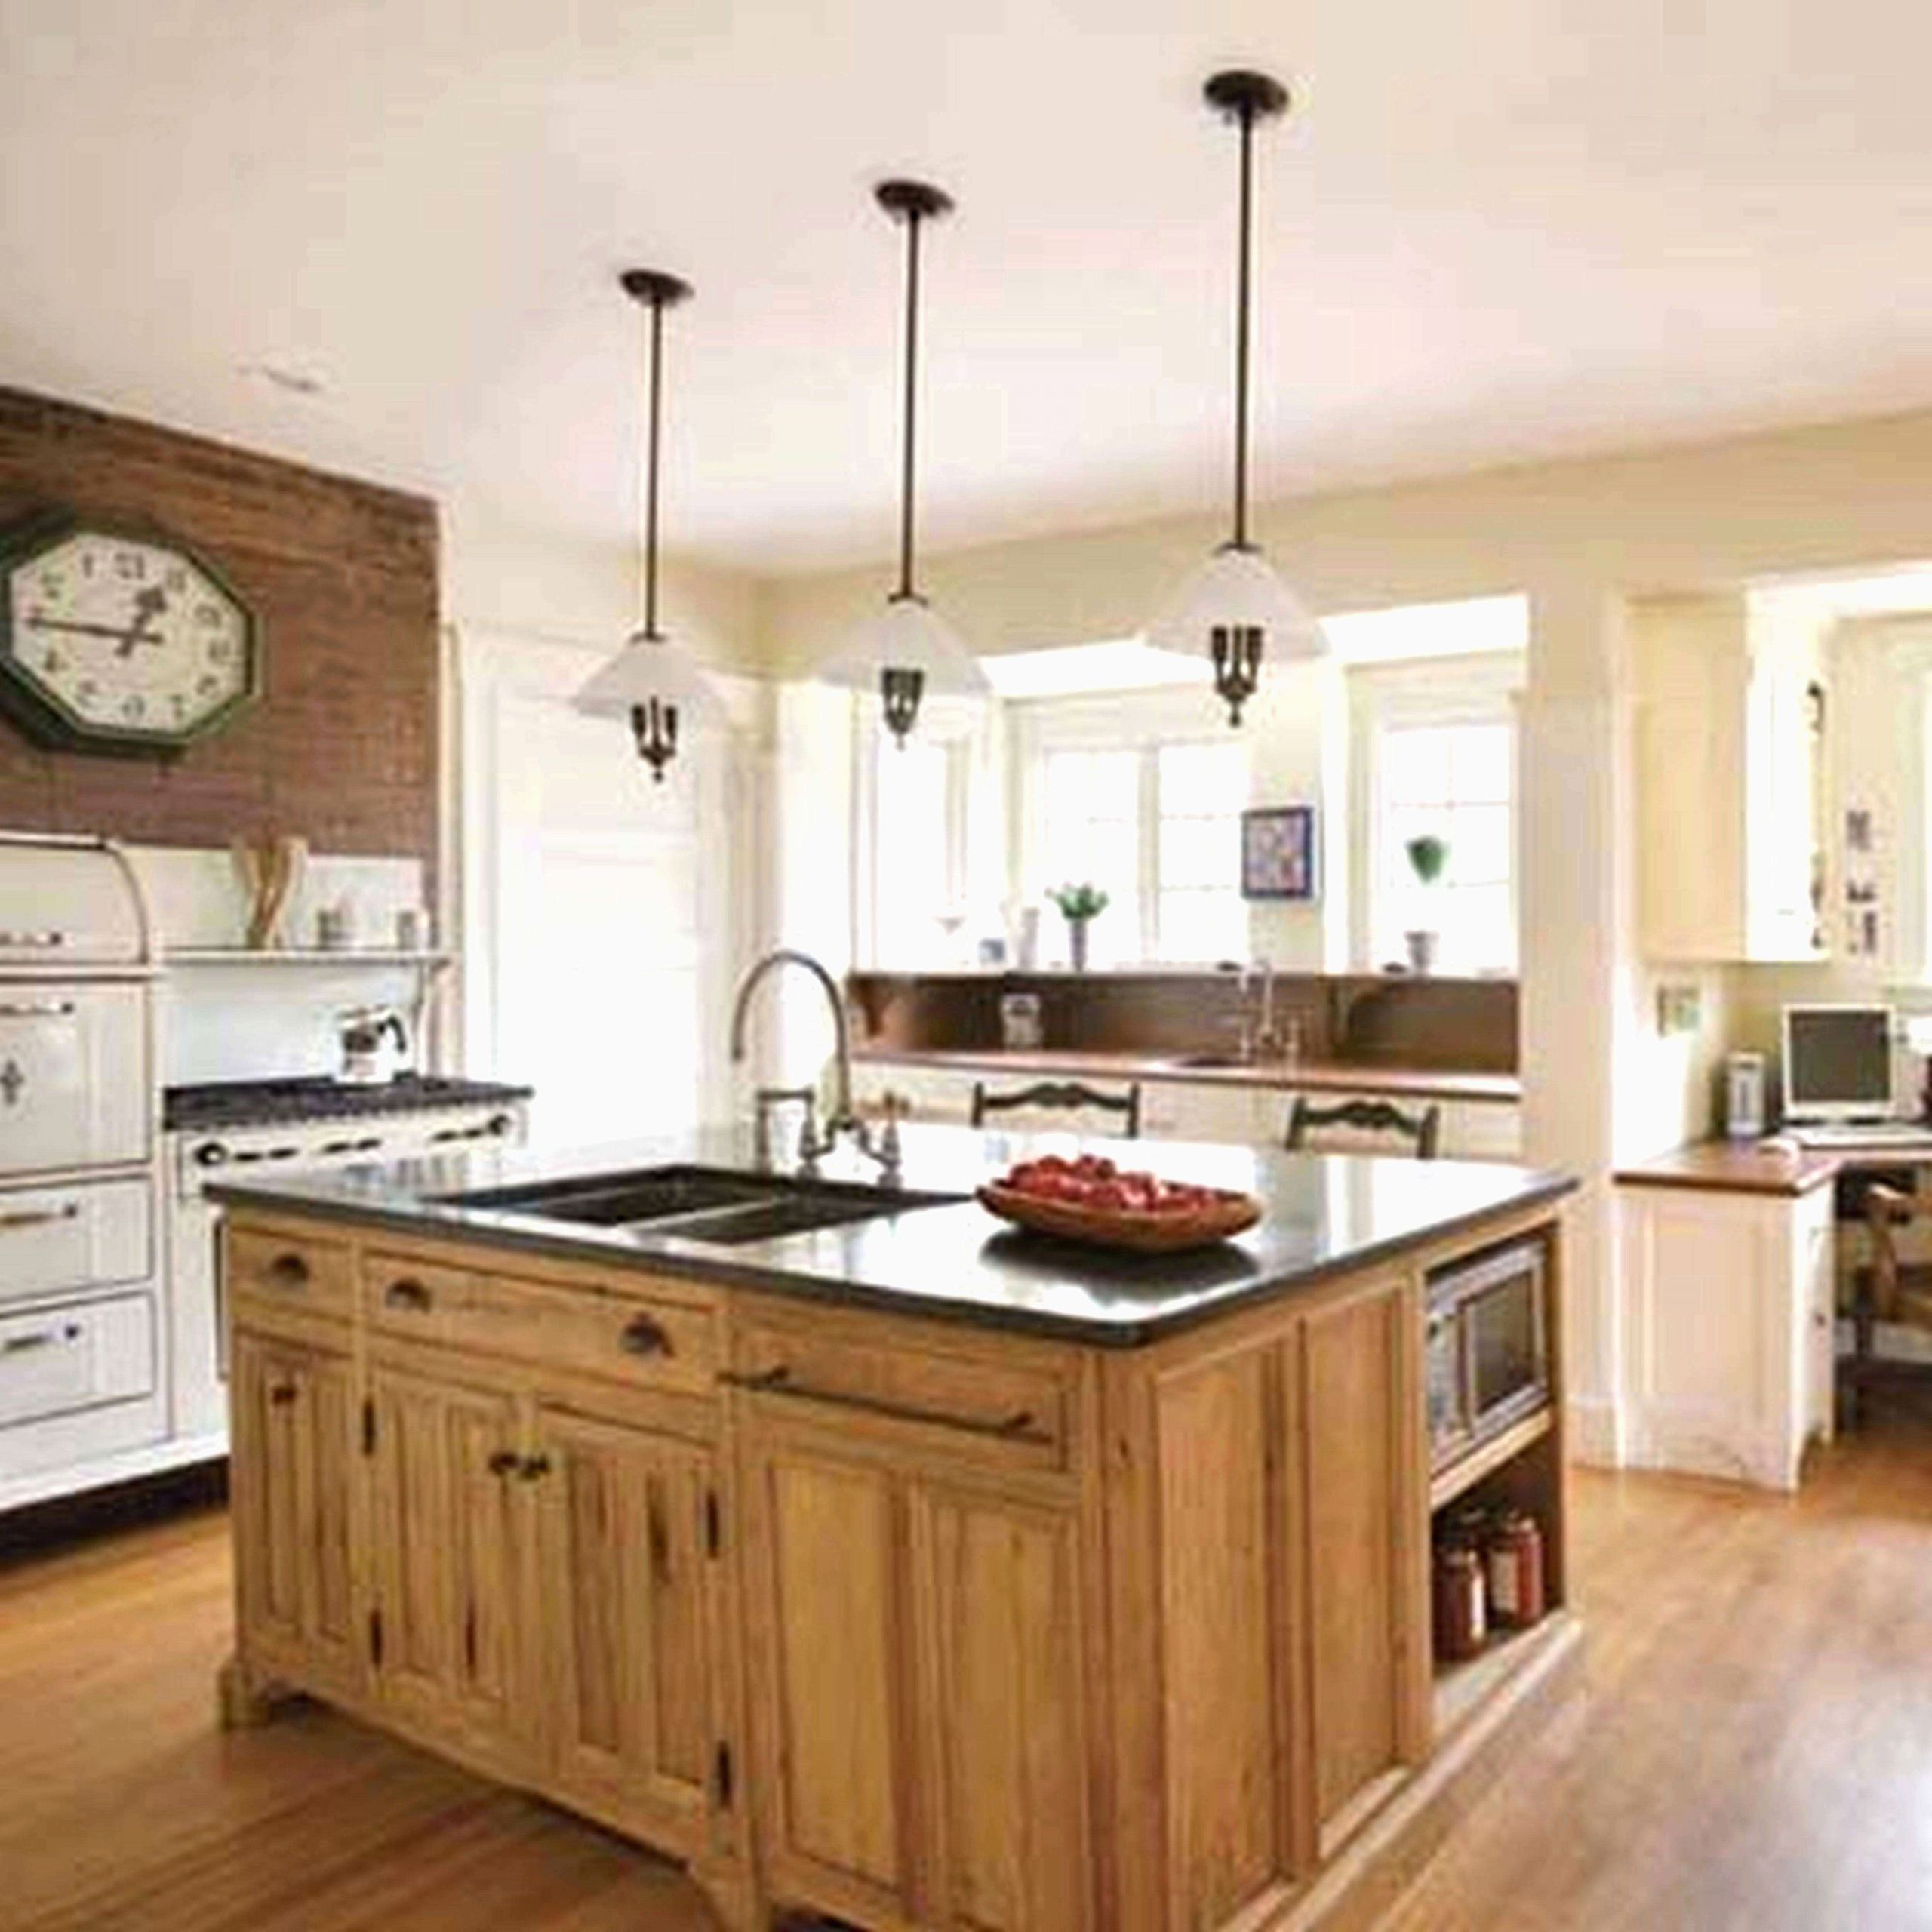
[1565,1392,1623,1468]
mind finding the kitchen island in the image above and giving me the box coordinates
[213,1125,1579,1932]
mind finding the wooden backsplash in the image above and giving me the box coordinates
[848,968,1520,1072]
[0,387,439,881]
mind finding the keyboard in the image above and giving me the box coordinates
[1786,1121,1932,1149]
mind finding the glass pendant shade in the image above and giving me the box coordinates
[1144,543,1327,663]
[575,626,728,721]
[823,593,989,720]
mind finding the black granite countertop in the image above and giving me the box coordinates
[208,1124,1575,1346]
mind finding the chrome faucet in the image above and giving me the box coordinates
[728,949,900,1181]
[1249,955,1284,1060]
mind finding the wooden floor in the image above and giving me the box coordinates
[8,1407,1932,1931]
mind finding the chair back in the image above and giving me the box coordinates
[1284,1095,1441,1159]
[970,1079,1142,1139]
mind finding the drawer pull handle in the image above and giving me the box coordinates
[0,1203,80,1232]
[0,1001,76,1019]
[719,1366,1056,1446]
[268,1381,298,1406]
[487,1448,521,1477]
[384,1278,433,1312]
[265,1253,311,1289]
[518,1454,552,1482]
[0,930,66,949]
[619,1313,672,1358]
[2,1322,81,1356]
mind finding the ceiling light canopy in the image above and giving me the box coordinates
[820,178,989,743]
[1146,69,1327,725]
[574,268,724,781]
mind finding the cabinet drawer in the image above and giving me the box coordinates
[363,1252,718,1399]
[227,1225,355,1321]
[0,1175,152,1304]
[0,1291,155,1429]
[730,1319,1072,1471]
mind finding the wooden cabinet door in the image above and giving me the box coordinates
[534,1406,728,1855]
[741,1441,917,1927]
[230,1329,359,1696]
[365,1364,529,1767]
[1297,1278,1429,1853]
[907,1481,1092,1932]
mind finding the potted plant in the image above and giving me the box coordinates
[1404,834,1448,974]
[1048,882,1109,971]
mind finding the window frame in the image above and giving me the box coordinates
[1349,651,1525,973]
[1011,689,1251,966]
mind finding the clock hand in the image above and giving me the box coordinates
[24,614,146,643]
[114,586,170,658]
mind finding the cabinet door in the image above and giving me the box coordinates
[534,1406,727,1854]
[230,1329,359,1696]
[907,1482,1091,1932]
[742,1441,916,1926]
[1297,1278,1428,1850]
[366,1364,528,1763]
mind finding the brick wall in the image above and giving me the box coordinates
[0,386,439,882]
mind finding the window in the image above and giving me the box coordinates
[1372,720,1515,970]
[1026,714,1248,964]
[866,731,968,965]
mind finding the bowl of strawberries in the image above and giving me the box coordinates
[977,1152,1262,1254]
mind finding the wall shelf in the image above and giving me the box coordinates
[164,949,451,969]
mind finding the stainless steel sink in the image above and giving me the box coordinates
[439,1164,961,1246]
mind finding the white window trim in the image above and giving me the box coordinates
[1349,651,1525,971]
[1010,689,1248,966]
[852,694,980,969]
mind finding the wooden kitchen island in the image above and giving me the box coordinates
[213,1127,1579,1932]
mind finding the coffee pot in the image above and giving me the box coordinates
[337,1005,411,1085]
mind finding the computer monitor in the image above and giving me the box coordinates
[1781,1004,1895,1122]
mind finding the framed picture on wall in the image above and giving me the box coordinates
[1241,804,1318,902]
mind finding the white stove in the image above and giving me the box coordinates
[165,1075,528,1444]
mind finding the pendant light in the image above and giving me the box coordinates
[1146,70,1325,724]
[574,269,724,781]
[821,180,989,743]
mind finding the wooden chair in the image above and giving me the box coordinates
[1851,1180,1932,1423]
[1284,1095,1441,1159]
[969,1079,1142,1139]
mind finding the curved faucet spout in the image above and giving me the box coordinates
[728,948,855,1129]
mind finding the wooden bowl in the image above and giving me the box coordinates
[976,1182,1263,1254]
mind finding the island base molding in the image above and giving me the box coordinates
[216,1192,1575,1932]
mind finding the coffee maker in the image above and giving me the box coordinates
[337,1005,411,1085]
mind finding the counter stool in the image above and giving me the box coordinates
[970,1079,1142,1139]
[1284,1095,1441,1159]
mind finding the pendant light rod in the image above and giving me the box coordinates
[620,268,692,638]
[1203,71,1288,553]
[875,180,953,602]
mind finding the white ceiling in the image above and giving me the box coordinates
[5,2,1932,580]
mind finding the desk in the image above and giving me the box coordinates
[1614,1137,1932,1489]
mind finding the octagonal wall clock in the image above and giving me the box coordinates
[0,512,263,756]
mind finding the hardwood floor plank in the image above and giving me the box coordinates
[6,1405,1932,1930]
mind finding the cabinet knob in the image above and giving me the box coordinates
[266,1253,310,1289]
[518,1454,552,1482]
[268,1382,298,1407]
[383,1278,432,1312]
[486,1448,520,1478]
[619,1313,672,1358]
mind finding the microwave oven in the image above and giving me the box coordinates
[1426,1237,1550,1471]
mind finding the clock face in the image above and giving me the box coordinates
[0,523,257,750]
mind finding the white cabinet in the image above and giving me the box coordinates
[1635,594,1825,964]
[1617,1180,1833,1491]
